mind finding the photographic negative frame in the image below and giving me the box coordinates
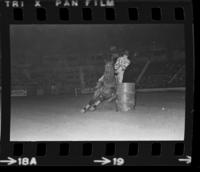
[0,0,194,166]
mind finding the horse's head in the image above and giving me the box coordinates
[104,59,114,73]
[103,59,115,81]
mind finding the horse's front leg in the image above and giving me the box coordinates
[81,104,91,113]
[107,94,119,112]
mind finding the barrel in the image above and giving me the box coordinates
[116,83,136,112]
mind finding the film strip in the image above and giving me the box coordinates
[0,0,194,166]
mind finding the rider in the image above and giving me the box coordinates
[114,50,131,83]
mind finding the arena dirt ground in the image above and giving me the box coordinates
[9,91,185,141]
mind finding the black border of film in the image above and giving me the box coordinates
[0,0,194,166]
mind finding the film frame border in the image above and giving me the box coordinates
[0,0,194,166]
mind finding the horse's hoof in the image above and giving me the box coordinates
[81,109,86,113]
[89,107,96,111]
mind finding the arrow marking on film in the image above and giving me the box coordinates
[178,156,191,164]
[94,157,111,165]
[0,157,17,166]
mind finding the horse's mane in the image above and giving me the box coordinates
[103,61,116,87]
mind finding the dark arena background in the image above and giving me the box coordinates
[10,24,185,141]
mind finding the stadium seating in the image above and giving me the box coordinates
[138,60,185,88]
[11,56,185,96]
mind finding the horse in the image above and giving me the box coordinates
[81,60,117,113]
